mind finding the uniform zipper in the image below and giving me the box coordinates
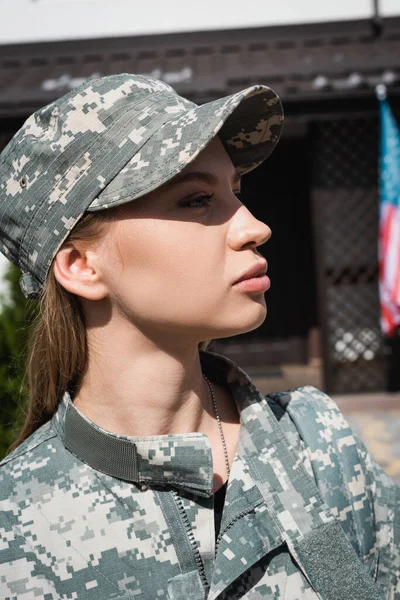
[172,491,209,590]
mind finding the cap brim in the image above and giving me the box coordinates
[87,85,283,212]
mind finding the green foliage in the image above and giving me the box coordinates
[0,264,36,460]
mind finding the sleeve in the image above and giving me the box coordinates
[267,385,400,599]
[353,434,400,599]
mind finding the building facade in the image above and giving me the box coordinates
[1,11,400,393]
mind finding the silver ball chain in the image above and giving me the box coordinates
[203,374,231,479]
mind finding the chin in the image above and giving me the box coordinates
[238,305,267,334]
[213,302,267,339]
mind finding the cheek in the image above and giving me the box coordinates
[101,220,265,335]
[120,222,188,275]
[108,221,225,302]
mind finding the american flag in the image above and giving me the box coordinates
[378,90,400,336]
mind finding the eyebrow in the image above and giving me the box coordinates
[166,170,241,189]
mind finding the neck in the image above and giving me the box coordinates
[73,321,215,438]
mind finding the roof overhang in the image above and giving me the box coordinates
[1,17,400,118]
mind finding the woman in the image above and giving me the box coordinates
[0,74,398,600]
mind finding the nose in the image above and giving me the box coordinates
[227,204,272,251]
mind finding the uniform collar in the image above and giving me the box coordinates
[52,350,257,497]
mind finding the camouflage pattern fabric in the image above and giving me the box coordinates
[1,351,398,599]
[0,74,283,299]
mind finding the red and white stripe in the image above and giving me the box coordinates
[379,201,400,335]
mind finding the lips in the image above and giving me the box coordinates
[233,261,268,285]
[232,261,270,293]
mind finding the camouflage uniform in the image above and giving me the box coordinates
[1,350,399,600]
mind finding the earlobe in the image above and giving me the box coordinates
[53,246,108,300]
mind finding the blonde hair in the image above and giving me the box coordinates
[9,211,209,452]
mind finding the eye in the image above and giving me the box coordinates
[180,194,213,208]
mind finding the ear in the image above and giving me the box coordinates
[53,244,108,300]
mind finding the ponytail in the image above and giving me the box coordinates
[9,212,113,451]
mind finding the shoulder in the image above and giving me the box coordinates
[264,386,391,487]
[263,385,347,455]
[0,419,62,501]
[264,386,368,518]
[264,385,370,485]
[264,385,372,493]
[266,384,340,414]
[0,419,57,471]
[0,417,88,562]
[265,385,352,451]
[0,421,61,562]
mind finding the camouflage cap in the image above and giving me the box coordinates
[0,73,283,299]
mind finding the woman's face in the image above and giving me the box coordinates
[96,137,272,343]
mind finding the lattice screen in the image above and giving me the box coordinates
[311,118,385,394]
